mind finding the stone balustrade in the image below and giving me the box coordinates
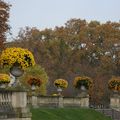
[27,95,89,108]
[0,89,31,120]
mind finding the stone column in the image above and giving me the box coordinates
[110,95,120,111]
[12,91,32,119]
[31,95,38,108]
[58,96,63,108]
[80,96,89,107]
[12,92,27,108]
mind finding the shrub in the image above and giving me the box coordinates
[20,65,48,95]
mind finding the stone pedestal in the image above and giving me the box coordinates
[78,91,88,97]
[31,95,38,108]
[12,91,32,119]
[12,92,27,108]
[58,96,63,108]
[0,89,32,120]
[110,94,120,111]
[80,97,89,107]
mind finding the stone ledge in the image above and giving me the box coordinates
[0,88,27,92]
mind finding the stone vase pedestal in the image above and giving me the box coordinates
[58,96,63,108]
[110,93,120,111]
[31,95,38,108]
[12,91,32,120]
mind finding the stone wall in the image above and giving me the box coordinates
[27,95,89,108]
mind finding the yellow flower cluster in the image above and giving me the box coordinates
[0,73,10,83]
[0,47,35,69]
[108,77,120,91]
[73,76,93,90]
[54,79,68,88]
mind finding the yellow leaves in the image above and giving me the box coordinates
[54,79,68,88]
[0,47,35,69]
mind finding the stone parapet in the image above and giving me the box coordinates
[28,95,89,108]
[0,89,31,120]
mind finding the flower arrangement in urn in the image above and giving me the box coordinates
[108,77,120,91]
[0,47,35,69]
[73,76,93,90]
[27,77,42,87]
[54,79,68,89]
[0,74,10,88]
[54,79,68,96]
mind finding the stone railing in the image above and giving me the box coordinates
[27,95,89,108]
[0,89,31,120]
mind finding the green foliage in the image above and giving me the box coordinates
[31,108,112,120]
[0,66,10,74]
[20,65,48,95]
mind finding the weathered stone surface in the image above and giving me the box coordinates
[28,95,89,108]
[0,90,31,120]
[110,95,120,111]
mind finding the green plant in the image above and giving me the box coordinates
[20,65,48,95]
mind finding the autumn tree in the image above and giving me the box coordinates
[7,19,120,100]
[0,0,10,51]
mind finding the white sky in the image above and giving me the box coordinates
[6,0,120,39]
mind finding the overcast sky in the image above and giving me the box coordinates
[7,0,120,38]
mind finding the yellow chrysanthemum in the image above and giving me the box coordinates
[108,77,120,91]
[0,73,10,83]
[73,76,93,90]
[0,47,35,69]
[54,79,68,88]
